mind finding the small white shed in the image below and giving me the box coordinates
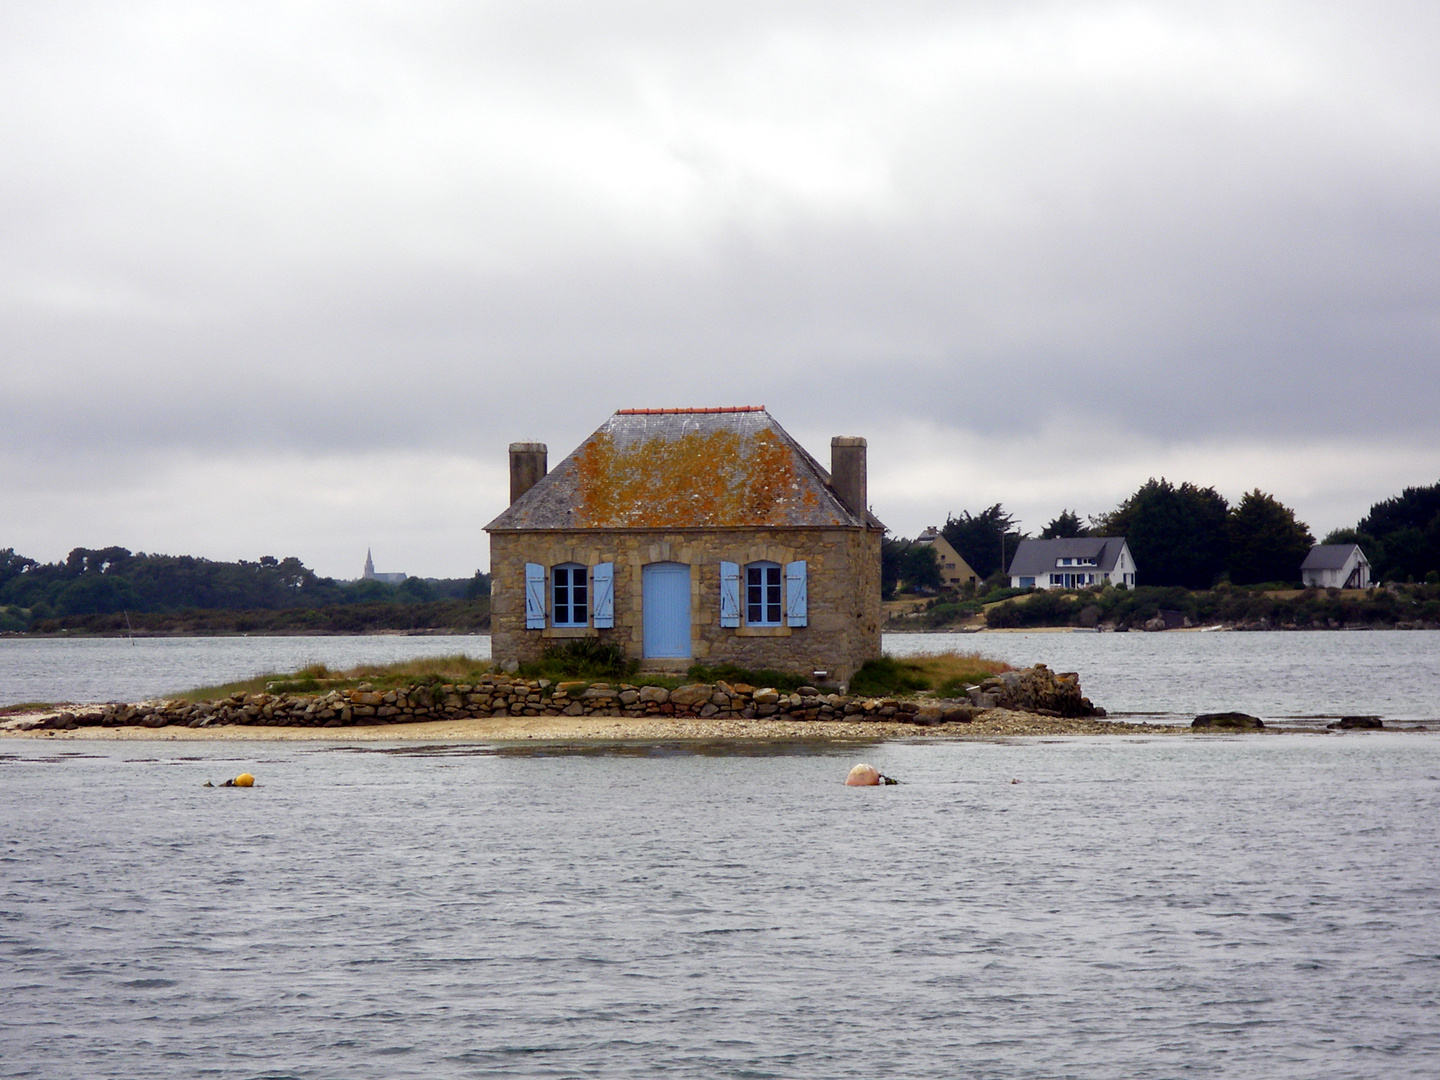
[1300,544,1371,589]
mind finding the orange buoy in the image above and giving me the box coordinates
[845,763,881,786]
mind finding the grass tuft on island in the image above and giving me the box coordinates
[851,652,1011,696]
[170,649,1012,704]
[0,701,56,716]
[176,654,494,703]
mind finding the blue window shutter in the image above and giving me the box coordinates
[719,561,740,627]
[525,563,545,629]
[593,562,615,628]
[785,560,807,627]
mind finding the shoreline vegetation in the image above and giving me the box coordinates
[0,650,1318,742]
[0,545,492,636]
[884,581,1440,633]
[4,584,1439,639]
[2,599,490,637]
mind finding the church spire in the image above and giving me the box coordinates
[363,549,375,579]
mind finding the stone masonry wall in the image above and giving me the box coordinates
[20,676,975,731]
[15,664,1103,732]
[489,527,883,684]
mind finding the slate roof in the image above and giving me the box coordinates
[1006,537,1129,577]
[1300,543,1366,570]
[485,407,882,532]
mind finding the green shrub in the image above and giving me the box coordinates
[976,585,1035,605]
[849,656,930,696]
[916,601,982,628]
[519,638,637,681]
[986,590,1085,628]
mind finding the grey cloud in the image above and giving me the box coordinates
[3,1,1439,569]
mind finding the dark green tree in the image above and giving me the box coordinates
[0,546,351,614]
[56,573,141,616]
[464,570,491,600]
[1039,510,1087,539]
[397,576,438,603]
[1099,479,1229,588]
[880,536,906,600]
[0,548,38,590]
[942,505,1024,580]
[1355,481,1440,581]
[346,578,400,604]
[896,543,942,592]
[1226,490,1314,585]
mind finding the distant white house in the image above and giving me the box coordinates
[1300,544,1370,589]
[912,526,979,589]
[1007,537,1136,590]
[362,549,408,585]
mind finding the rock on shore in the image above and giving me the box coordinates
[1191,711,1265,729]
[962,664,1106,718]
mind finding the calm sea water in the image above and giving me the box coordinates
[0,635,493,707]
[3,630,1438,728]
[2,736,1438,1078]
[886,630,1440,726]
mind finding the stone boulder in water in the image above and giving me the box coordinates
[1191,712,1265,729]
[1328,716,1383,730]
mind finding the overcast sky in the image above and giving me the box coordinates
[4,1,1438,579]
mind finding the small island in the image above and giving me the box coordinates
[2,651,1238,741]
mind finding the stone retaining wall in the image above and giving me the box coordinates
[20,664,1102,732]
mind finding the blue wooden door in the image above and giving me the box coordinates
[642,562,691,658]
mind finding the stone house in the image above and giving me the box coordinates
[484,407,885,684]
[913,526,978,589]
[1007,536,1137,589]
[1300,543,1371,589]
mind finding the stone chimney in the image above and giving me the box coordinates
[509,442,548,504]
[830,436,867,518]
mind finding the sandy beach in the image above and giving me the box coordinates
[0,708,1201,742]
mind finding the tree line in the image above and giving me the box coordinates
[0,546,490,630]
[885,478,1440,596]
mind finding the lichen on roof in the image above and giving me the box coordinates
[486,407,873,531]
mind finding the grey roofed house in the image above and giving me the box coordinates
[484,406,880,533]
[1300,543,1371,589]
[1007,536,1136,590]
[483,406,885,683]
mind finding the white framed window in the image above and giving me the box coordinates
[552,563,588,626]
[719,559,807,628]
[746,562,782,625]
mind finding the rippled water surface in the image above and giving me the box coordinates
[3,737,1438,1078]
[888,630,1440,726]
[0,635,493,706]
